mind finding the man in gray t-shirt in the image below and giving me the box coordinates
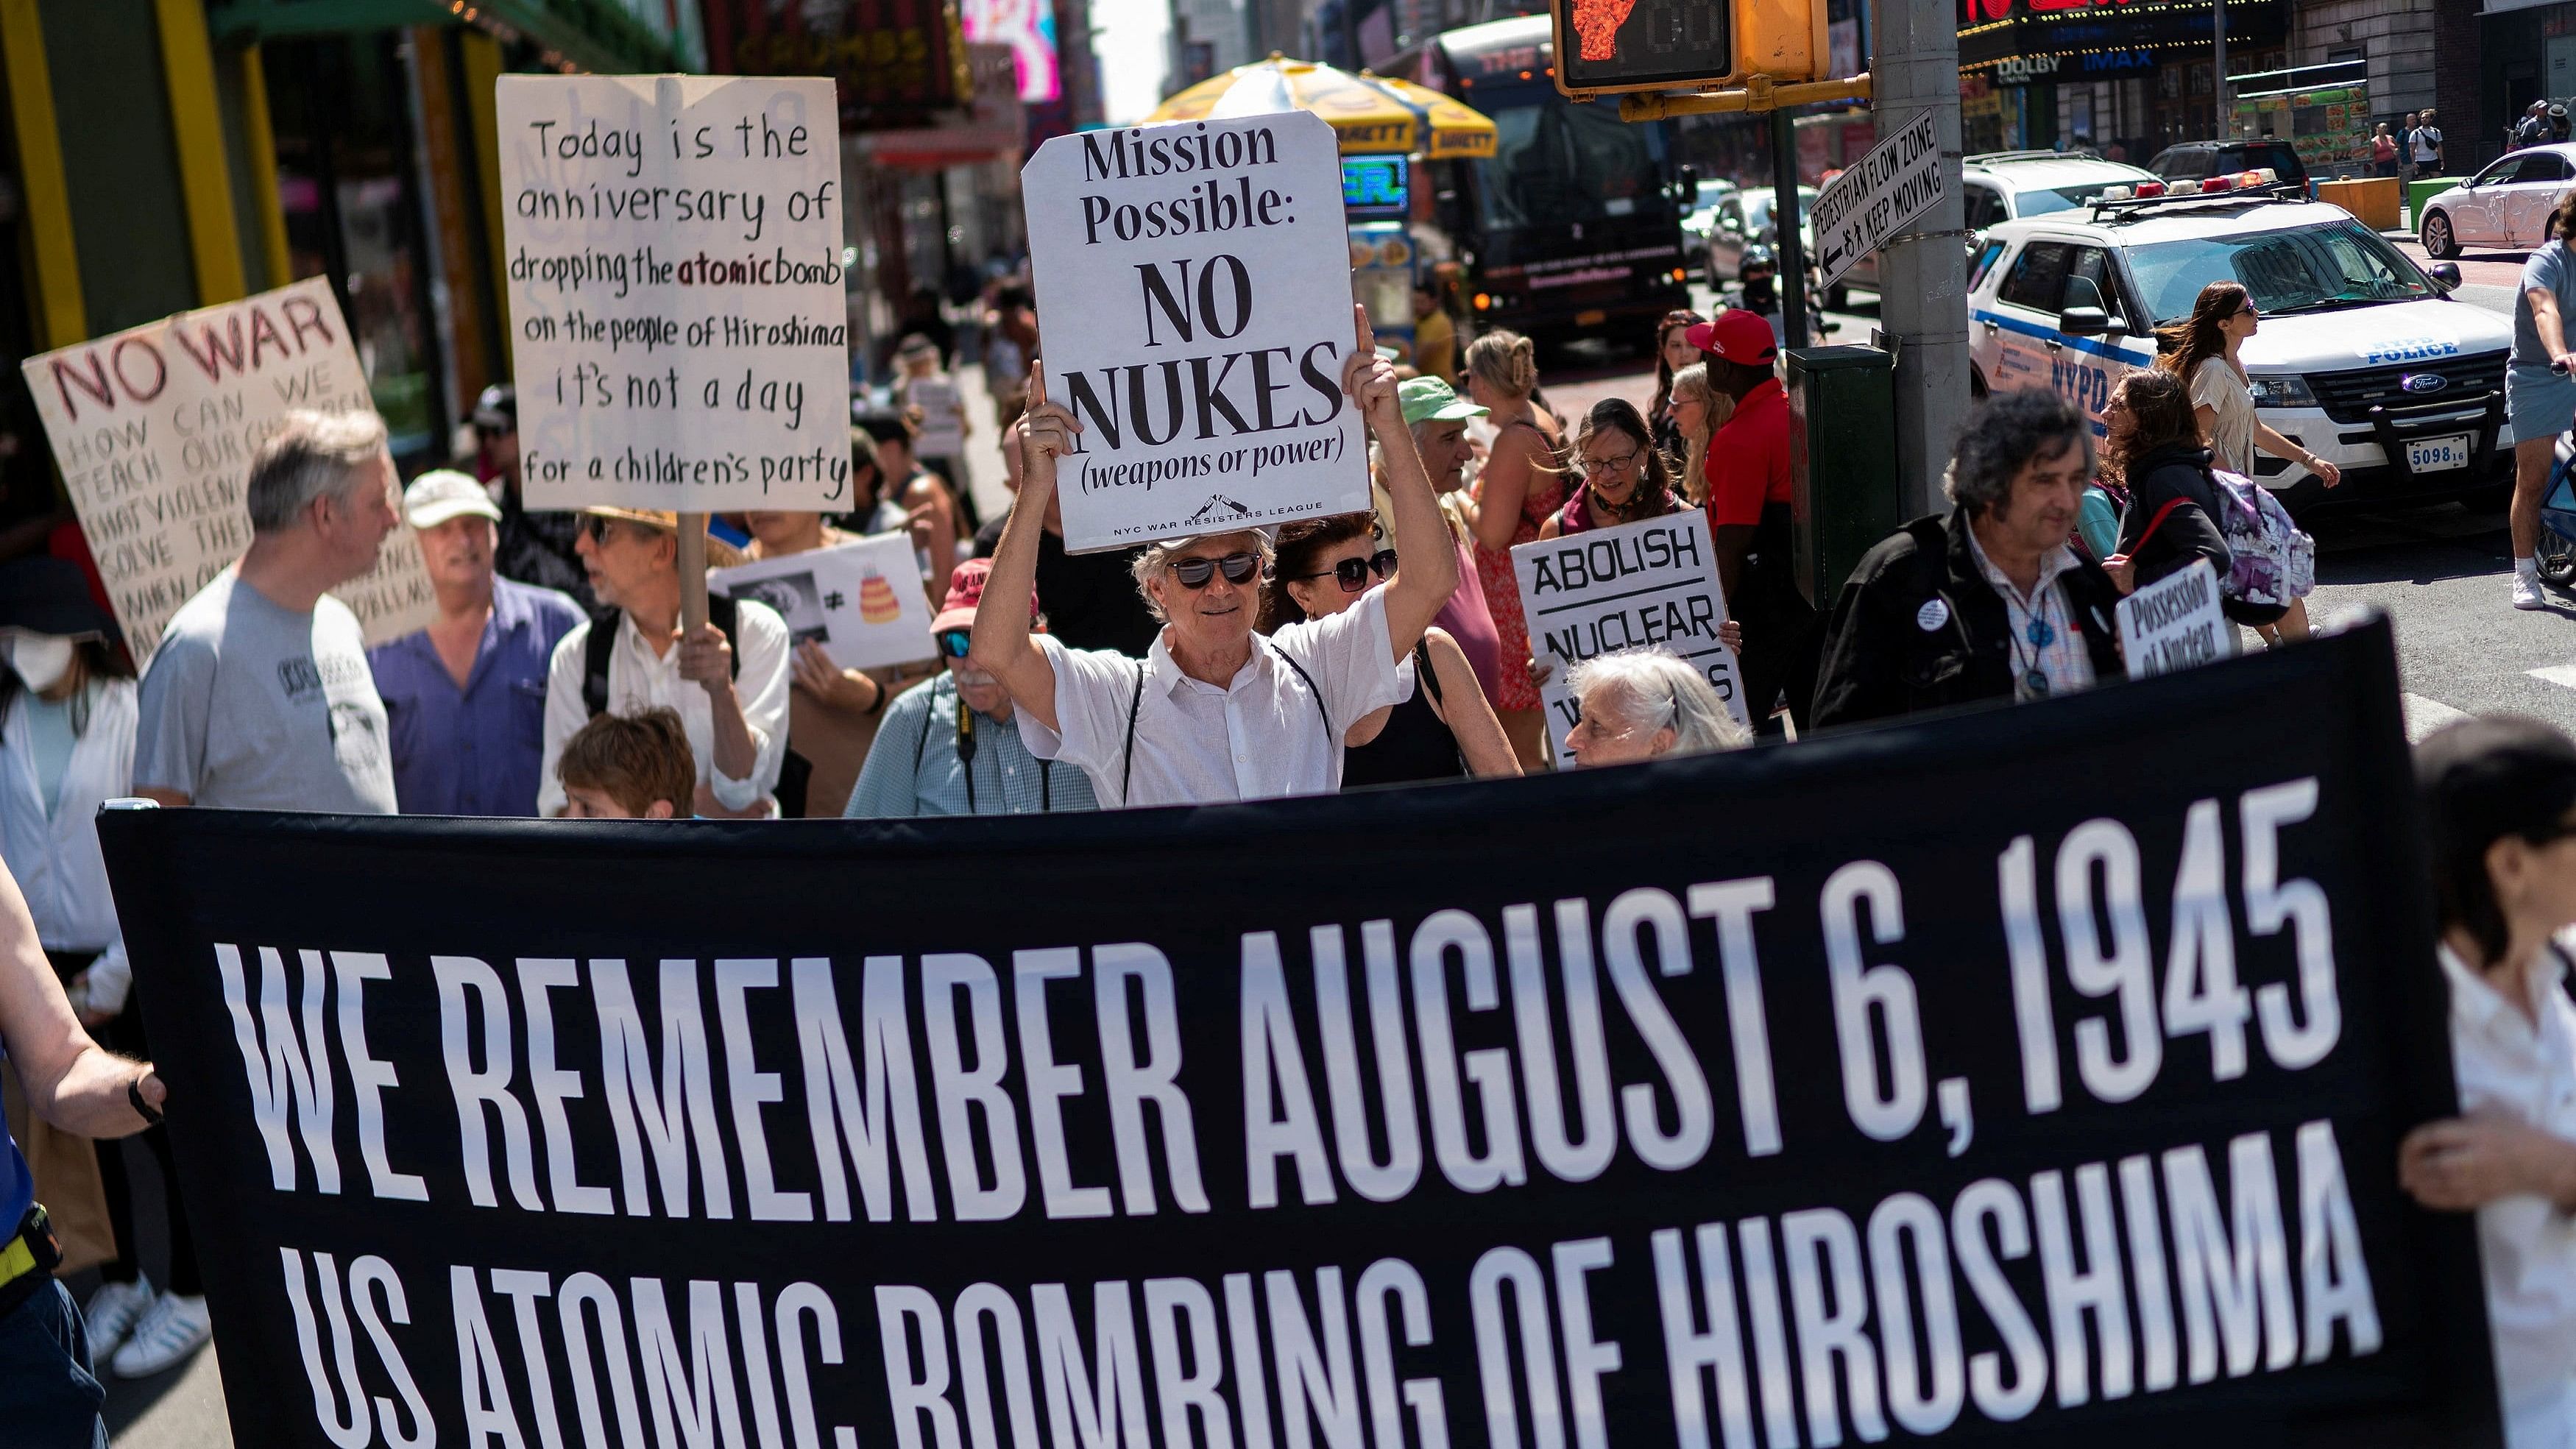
[134,410,404,812]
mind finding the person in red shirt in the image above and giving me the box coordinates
[1688,308,1819,734]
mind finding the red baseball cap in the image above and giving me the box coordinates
[1684,309,1779,366]
[933,558,1040,634]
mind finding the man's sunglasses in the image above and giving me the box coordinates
[936,628,974,659]
[1169,552,1263,589]
[576,515,620,542]
[1294,550,1397,593]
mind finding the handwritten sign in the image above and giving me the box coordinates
[20,278,434,657]
[1022,111,1367,553]
[496,74,852,513]
[1511,509,1747,754]
[2119,556,2234,677]
[708,534,933,671]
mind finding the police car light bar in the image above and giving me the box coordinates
[2086,169,2299,218]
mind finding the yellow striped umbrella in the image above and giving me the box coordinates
[1145,56,1496,160]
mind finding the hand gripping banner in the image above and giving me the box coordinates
[100,617,2500,1448]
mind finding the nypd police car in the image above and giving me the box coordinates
[1966,173,2510,511]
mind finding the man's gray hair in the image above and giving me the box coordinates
[246,410,389,534]
[1942,388,2092,518]
[1568,647,1751,757]
[1128,529,1275,623]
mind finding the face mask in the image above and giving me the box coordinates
[7,634,74,692]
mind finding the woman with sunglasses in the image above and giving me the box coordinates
[1648,309,1705,461]
[973,308,1462,807]
[1538,398,1680,540]
[1263,514,1519,787]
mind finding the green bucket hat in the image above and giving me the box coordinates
[1398,376,1488,426]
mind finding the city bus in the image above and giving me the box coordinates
[1402,15,1696,358]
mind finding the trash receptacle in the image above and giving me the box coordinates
[1786,344,1902,609]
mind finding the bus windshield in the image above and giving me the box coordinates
[2126,219,2438,323]
[1473,90,1662,232]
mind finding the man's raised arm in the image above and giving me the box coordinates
[1348,306,1459,659]
[971,360,1075,734]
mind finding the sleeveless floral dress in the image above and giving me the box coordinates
[1473,418,1568,712]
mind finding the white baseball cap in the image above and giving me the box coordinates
[403,469,502,530]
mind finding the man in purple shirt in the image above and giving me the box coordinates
[367,471,581,815]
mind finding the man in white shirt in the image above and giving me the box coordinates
[972,307,1458,807]
[537,509,790,817]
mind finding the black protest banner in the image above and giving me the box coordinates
[102,618,2495,1449]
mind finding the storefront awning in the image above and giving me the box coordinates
[1147,56,1496,159]
[209,0,687,74]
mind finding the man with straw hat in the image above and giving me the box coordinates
[536,507,790,818]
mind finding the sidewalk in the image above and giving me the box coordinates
[69,1134,230,1445]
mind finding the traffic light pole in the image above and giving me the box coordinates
[1866,0,1970,517]
[1770,107,1810,351]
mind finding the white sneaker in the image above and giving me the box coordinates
[111,1291,210,1378]
[82,1275,153,1361]
[2516,570,2547,611]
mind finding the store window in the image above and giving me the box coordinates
[263,34,448,467]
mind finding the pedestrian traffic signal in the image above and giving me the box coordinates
[1551,0,1830,99]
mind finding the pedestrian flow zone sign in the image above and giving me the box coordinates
[1811,110,1945,291]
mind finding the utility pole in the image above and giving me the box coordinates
[1771,107,1810,350]
[1866,0,1969,515]
[2212,0,2228,138]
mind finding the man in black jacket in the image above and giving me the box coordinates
[1812,389,2123,729]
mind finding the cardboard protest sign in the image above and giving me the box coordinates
[1022,111,1367,552]
[1512,509,1747,754]
[102,620,2502,1448]
[496,74,852,514]
[2120,557,2234,678]
[20,278,434,657]
[707,533,933,670]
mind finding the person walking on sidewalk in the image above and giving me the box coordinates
[2507,192,2576,611]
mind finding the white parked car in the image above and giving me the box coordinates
[1967,183,2508,513]
[2417,143,2576,257]
[1960,151,2164,234]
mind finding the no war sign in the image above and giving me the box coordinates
[104,620,2497,1448]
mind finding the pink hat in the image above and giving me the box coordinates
[932,558,1038,634]
[1684,309,1779,366]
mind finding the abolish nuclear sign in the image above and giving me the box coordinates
[1022,111,1370,552]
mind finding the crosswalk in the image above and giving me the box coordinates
[2402,691,2471,742]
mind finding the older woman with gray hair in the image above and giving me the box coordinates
[974,308,1461,807]
[1810,388,2124,730]
[1563,648,1750,766]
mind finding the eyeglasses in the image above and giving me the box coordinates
[1581,448,1643,475]
[1168,552,1263,589]
[1295,550,1398,593]
[936,628,974,659]
[2234,304,2259,319]
[577,515,619,542]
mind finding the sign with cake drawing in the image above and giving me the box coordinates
[707,532,932,670]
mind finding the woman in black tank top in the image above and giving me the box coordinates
[1264,514,1522,787]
